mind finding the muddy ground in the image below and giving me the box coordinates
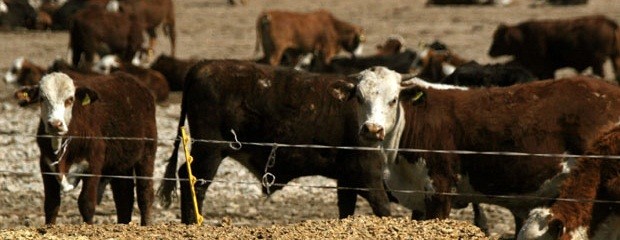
[0,0,619,239]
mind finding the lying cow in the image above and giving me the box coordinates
[307,49,417,75]
[387,76,620,236]
[4,57,47,85]
[442,61,537,87]
[0,0,38,30]
[92,55,170,102]
[16,71,157,225]
[414,42,469,83]
[149,54,198,91]
[518,122,620,239]
[158,61,412,224]
[255,9,365,67]
[489,15,620,81]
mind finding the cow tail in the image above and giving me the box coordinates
[254,13,270,57]
[156,64,193,208]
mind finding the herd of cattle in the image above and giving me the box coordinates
[2,0,620,239]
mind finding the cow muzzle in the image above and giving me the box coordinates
[47,119,68,135]
[360,123,385,141]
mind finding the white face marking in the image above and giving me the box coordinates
[441,62,456,76]
[294,53,314,70]
[0,1,8,14]
[92,55,120,74]
[39,73,76,135]
[518,208,556,240]
[353,44,364,56]
[4,57,25,83]
[355,67,402,142]
[106,0,119,12]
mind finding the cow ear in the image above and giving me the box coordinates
[330,80,356,102]
[75,87,99,106]
[400,87,426,105]
[14,85,41,107]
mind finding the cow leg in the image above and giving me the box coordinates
[178,141,224,224]
[268,47,286,66]
[78,174,101,224]
[96,178,109,205]
[336,182,357,218]
[134,155,154,226]
[163,20,176,57]
[147,28,157,58]
[424,176,452,219]
[41,157,61,225]
[472,203,490,235]
[110,170,134,224]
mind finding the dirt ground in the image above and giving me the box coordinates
[0,0,619,239]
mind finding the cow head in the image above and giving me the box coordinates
[330,67,414,143]
[518,208,572,240]
[92,55,122,74]
[4,57,46,86]
[489,24,523,57]
[38,72,98,135]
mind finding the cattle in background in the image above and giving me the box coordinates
[15,72,156,225]
[255,9,365,67]
[149,54,197,91]
[307,49,417,75]
[489,15,620,81]
[387,76,620,236]
[92,55,169,102]
[4,57,47,85]
[49,0,108,30]
[118,0,176,57]
[414,43,469,82]
[158,61,413,224]
[518,122,620,240]
[0,0,38,30]
[69,4,144,67]
[426,0,512,5]
[442,61,537,87]
[375,35,405,56]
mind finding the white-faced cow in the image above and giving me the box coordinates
[489,15,620,81]
[386,76,620,236]
[518,122,620,240]
[157,60,413,224]
[16,71,157,225]
[92,54,169,102]
[255,9,365,67]
[4,57,47,86]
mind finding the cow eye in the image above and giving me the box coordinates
[389,98,398,107]
[65,97,74,107]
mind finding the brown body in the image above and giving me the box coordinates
[489,15,620,81]
[69,4,144,67]
[256,9,364,66]
[395,76,620,234]
[149,54,198,91]
[158,60,391,224]
[121,0,176,56]
[23,72,157,225]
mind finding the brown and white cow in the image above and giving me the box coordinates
[157,61,412,224]
[92,55,169,102]
[518,123,620,240]
[15,71,157,225]
[489,15,620,81]
[117,0,176,57]
[255,9,365,67]
[386,76,620,235]
[149,54,198,91]
[4,57,47,85]
[69,3,144,67]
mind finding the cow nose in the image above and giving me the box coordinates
[47,119,64,130]
[361,123,385,140]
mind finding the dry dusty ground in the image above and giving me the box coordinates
[0,0,619,239]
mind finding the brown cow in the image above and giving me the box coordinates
[149,54,197,91]
[385,76,620,236]
[92,55,169,102]
[158,61,413,224]
[519,123,620,240]
[375,35,405,56]
[4,57,47,85]
[255,9,365,67]
[69,4,144,67]
[15,71,157,225]
[414,41,469,83]
[118,0,176,57]
[489,15,620,81]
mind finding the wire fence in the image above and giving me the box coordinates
[1,132,620,205]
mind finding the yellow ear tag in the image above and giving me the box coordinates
[411,91,424,103]
[21,92,29,101]
[82,94,91,106]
